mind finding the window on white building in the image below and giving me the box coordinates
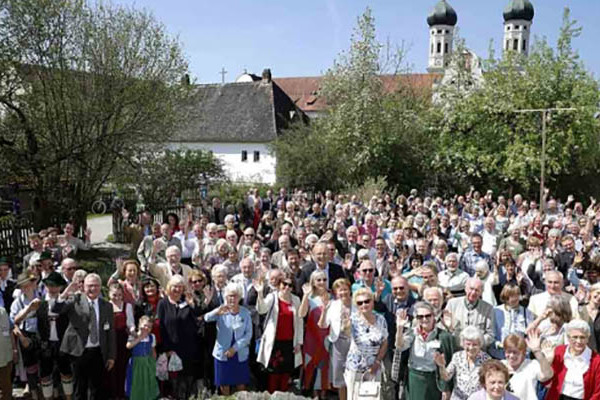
[254,151,260,162]
[241,150,247,162]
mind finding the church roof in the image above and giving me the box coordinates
[427,0,458,27]
[172,80,306,143]
[274,74,441,114]
[503,0,534,22]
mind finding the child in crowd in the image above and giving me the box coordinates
[125,316,159,400]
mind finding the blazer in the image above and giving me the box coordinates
[148,262,192,290]
[299,261,353,290]
[52,294,116,363]
[256,292,303,368]
[204,306,252,362]
[546,344,600,400]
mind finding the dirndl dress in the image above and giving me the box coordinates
[125,334,159,400]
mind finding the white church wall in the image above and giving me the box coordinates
[166,142,277,184]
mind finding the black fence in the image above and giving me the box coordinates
[0,214,36,266]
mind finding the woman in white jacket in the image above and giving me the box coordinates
[255,273,303,393]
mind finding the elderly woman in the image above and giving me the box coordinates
[157,275,203,400]
[394,301,455,400]
[299,270,332,398]
[344,288,388,400]
[435,326,491,400]
[438,252,469,299]
[255,273,303,393]
[204,283,252,395]
[545,319,600,400]
[466,360,519,400]
[580,282,600,352]
[318,278,353,400]
[501,333,553,399]
[491,283,535,359]
[527,294,572,362]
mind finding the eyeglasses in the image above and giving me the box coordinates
[361,268,374,273]
[281,281,293,288]
[392,286,405,291]
[190,280,204,285]
[316,278,327,282]
[416,314,433,320]
[356,299,372,306]
[245,234,254,237]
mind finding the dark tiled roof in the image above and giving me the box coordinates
[173,80,306,143]
[274,73,441,113]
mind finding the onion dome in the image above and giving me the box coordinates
[427,0,458,27]
[503,0,534,22]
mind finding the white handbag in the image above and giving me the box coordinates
[353,366,385,400]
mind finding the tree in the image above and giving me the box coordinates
[0,0,190,229]
[272,8,433,192]
[116,149,228,212]
[431,9,600,197]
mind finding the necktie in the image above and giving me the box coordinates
[89,300,99,345]
[218,290,223,305]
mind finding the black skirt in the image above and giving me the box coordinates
[267,340,294,374]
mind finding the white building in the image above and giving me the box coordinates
[169,69,307,184]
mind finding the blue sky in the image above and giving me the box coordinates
[114,0,600,83]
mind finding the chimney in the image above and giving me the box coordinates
[261,68,272,83]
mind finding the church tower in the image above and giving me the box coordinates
[503,0,534,56]
[427,0,458,73]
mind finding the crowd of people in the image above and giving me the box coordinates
[3,186,600,400]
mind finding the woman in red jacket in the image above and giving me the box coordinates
[545,319,600,400]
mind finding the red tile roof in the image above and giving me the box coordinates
[274,73,441,113]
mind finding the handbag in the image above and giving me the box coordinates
[353,365,386,400]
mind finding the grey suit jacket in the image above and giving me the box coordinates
[53,294,116,362]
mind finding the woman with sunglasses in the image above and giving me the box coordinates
[255,273,303,393]
[318,278,353,400]
[344,288,388,400]
[298,270,332,399]
[393,301,455,400]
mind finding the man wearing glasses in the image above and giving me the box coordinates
[351,260,391,301]
[299,242,350,290]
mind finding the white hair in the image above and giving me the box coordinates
[223,283,242,298]
[460,326,484,346]
[166,245,181,256]
[565,319,591,337]
[211,264,228,278]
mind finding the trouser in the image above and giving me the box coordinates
[0,361,12,400]
[72,348,104,400]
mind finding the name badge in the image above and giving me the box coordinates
[103,322,110,331]
[428,340,441,350]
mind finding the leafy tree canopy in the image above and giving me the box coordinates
[0,0,190,228]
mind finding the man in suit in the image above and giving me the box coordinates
[299,242,353,290]
[53,273,116,400]
[147,245,192,289]
[0,258,16,309]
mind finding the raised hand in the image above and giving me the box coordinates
[252,278,264,294]
[217,305,230,315]
[28,298,41,312]
[396,309,409,328]
[526,329,542,352]
[302,283,312,297]
[203,285,214,302]
[442,309,453,330]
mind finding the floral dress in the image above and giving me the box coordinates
[445,350,490,400]
[345,312,388,373]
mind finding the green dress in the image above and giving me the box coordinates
[125,334,160,400]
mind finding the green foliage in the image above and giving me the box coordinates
[431,8,600,197]
[345,176,395,205]
[116,149,228,212]
[272,8,433,193]
[0,0,190,228]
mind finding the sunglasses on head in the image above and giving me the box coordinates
[356,299,372,306]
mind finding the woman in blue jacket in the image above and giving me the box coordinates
[204,282,253,395]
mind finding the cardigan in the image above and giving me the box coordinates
[545,344,600,400]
